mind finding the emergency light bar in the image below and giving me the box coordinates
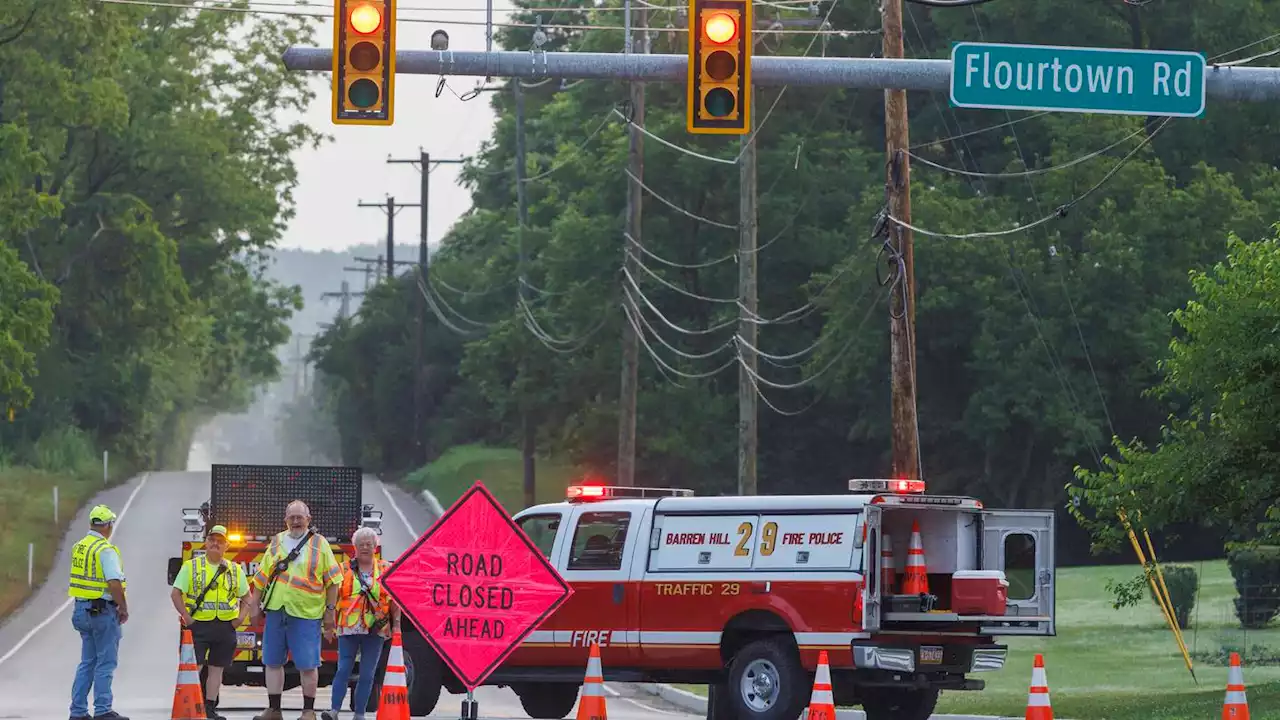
[848,478,927,494]
[566,485,695,501]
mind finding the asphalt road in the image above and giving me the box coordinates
[0,471,696,720]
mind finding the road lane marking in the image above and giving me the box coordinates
[0,472,149,667]
[379,480,418,538]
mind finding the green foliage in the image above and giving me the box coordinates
[1227,546,1280,629]
[1070,227,1280,554]
[27,425,97,475]
[300,0,1280,556]
[1152,564,1199,630]
[0,0,318,466]
[400,443,581,513]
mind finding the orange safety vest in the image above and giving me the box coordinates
[336,558,392,636]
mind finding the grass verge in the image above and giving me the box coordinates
[0,466,120,619]
[401,444,581,513]
[676,561,1280,718]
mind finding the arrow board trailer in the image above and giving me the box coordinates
[401,480,1057,720]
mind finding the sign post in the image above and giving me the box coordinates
[381,481,573,718]
[950,41,1206,117]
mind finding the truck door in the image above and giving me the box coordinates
[555,505,640,669]
[860,505,882,632]
[979,509,1055,636]
[510,510,568,666]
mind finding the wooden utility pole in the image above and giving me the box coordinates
[358,198,420,281]
[388,151,467,466]
[514,81,537,508]
[883,0,921,480]
[617,6,647,488]
[737,85,758,497]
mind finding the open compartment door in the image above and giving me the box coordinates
[980,509,1055,636]
[859,505,882,632]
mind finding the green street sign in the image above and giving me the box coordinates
[949,42,1206,118]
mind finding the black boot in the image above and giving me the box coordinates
[206,697,227,720]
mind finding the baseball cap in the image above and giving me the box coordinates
[89,505,117,525]
[207,525,229,538]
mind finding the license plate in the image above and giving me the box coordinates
[919,646,944,664]
[236,632,257,649]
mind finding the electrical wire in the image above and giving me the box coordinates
[625,232,736,270]
[906,123,1149,179]
[94,0,867,34]
[622,267,739,336]
[627,248,741,305]
[611,108,738,166]
[907,111,1049,151]
[887,117,1171,240]
[624,285,736,360]
[1209,31,1280,63]
[624,169,737,230]
[622,300,739,381]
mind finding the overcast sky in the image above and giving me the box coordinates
[277,1,519,252]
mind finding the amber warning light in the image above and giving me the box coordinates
[349,4,382,33]
[704,12,737,43]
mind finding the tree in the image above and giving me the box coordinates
[1071,225,1280,553]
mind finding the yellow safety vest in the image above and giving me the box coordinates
[184,555,244,622]
[68,533,126,599]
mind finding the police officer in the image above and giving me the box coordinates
[68,504,130,720]
[169,524,250,720]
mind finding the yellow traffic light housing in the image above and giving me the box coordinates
[687,0,751,135]
[332,0,396,125]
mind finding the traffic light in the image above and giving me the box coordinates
[686,0,751,135]
[332,0,396,125]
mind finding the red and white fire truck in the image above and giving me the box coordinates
[167,464,441,715]
[423,478,1055,720]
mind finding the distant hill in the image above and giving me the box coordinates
[262,242,423,340]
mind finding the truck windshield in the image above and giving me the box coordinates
[516,513,561,559]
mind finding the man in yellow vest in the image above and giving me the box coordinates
[245,500,342,720]
[169,524,250,720]
[68,504,130,720]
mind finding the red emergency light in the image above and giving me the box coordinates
[848,478,927,494]
[566,485,695,502]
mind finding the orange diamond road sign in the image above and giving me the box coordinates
[381,481,572,689]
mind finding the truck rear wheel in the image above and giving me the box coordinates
[860,687,939,720]
[724,637,808,720]
[516,682,581,719]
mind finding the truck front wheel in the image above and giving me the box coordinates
[516,682,581,719]
[860,687,939,720]
[724,637,808,720]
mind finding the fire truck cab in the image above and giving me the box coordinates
[471,479,1055,720]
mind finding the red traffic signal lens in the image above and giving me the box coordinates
[349,4,382,34]
[703,12,737,44]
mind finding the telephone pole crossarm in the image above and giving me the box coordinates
[282,48,1280,100]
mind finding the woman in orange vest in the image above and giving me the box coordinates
[322,527,400,720]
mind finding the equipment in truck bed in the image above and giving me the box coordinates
[207,464,364,539]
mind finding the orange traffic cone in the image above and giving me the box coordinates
[901,520,929,595]
[803,650,836,720]
[376,630,410,720]
[1223,651,1250,719]
[576,642,608,720]
[1024,653,1053,720]
[880,533,896,594]
[171,629,206,720]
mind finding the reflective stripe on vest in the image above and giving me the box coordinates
[186,555,242,621]
[68,533,126,599]
[337,559,390,633]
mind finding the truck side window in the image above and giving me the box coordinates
[517,514,561,559]
[567,511,630,571]
[1004,532,1036,600]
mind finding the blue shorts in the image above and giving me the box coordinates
[262,609,322,670]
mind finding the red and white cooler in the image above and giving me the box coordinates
[951,570,1009,615]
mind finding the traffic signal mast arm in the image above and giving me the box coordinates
[288,47,1280,101]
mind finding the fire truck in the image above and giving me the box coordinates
[167,464,441,714]
[414,478,1055,720]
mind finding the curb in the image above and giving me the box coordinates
[635,683,707,714]
[419,488,445,518]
